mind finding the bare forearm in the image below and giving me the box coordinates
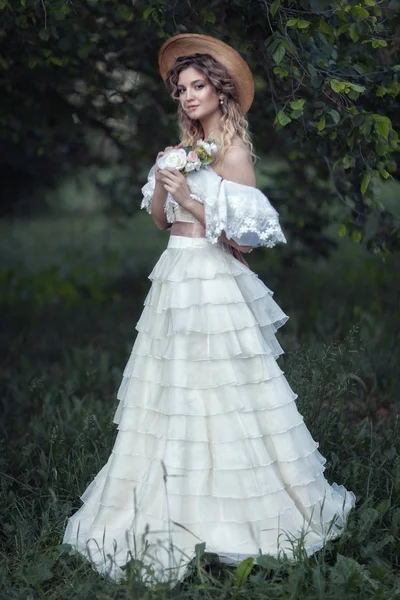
[151,182,169,230]
[218,231,252,253]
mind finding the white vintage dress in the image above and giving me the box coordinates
[62,166,355,585]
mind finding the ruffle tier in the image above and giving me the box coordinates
[63,236,355,585]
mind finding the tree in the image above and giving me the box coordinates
[0,0,399,253]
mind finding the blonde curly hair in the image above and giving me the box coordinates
[165,53,255,162]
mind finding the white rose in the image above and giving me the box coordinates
[157,148,187,170]
[184,157,202,173]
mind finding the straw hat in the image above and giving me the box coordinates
[158,33,254,114]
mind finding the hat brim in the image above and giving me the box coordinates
[158,34,254,114]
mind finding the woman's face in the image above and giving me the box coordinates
[177,66,220,121]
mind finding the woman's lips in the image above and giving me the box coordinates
[187,105,199,111]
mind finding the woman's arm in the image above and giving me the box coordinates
[151,179,169,230]
[151,145,184,230]
[183,145,255,251]
[156,185,252,253]
[160,145,256,251]
[214,146,256,252]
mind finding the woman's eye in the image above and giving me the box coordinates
[195,85,204,89]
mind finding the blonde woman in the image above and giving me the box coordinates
[63,34,355,586]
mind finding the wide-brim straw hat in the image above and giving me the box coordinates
[158,33,254,114]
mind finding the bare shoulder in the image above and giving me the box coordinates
[221,138,256,187]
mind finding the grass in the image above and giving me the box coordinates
[1,210,400,599]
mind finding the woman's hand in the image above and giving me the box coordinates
[155,143,182,184]
[159,168,191,207]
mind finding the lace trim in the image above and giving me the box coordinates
[165,193,175,223]
[204,181,287,248]
[140,165,156,214]
[140,165,287,249]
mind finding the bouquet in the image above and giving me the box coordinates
[157,138,218,176]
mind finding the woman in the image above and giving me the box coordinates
[63,34,355,586]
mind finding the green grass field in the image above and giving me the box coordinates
[1,208,399,599]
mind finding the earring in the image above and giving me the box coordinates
[219,98,224,105]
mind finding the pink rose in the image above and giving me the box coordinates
[187,150,198,163]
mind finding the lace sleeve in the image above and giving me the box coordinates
[140,165,156,213]
[204,179,287,248]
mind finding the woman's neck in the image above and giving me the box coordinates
[200,112,223,142]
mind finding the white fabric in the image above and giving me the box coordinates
[140,166,286,248]
[140,165,156,214]
[173,203,200,223]
[141,165,200,224]
[63,235,355,586]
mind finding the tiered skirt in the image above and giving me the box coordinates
[62,236,355,584]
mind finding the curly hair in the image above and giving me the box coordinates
[165,53,255,162]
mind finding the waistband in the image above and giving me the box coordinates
[167,235,224,250]
[170,221,206,238]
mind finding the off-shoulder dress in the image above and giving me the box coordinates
[62,166,355,585]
